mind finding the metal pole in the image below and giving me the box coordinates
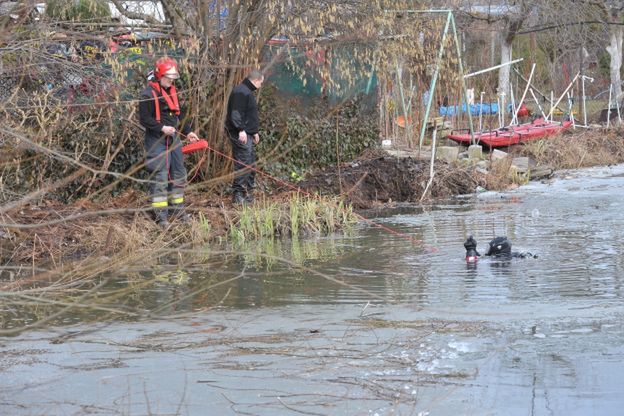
[479,91,484,131]
[464,58,524,79]
[418,12,452,151]
[450,13,475,144]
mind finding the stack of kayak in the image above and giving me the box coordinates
[446,118,573,148]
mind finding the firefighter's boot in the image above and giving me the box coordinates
[153,208,170,228]
[170,203,191,223]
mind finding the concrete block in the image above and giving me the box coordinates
[511,157,529,173]
[435,146,459,163]
[491,149,508,162]
[468,144,483,160]
[529,165,553,180]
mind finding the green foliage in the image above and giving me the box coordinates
[257,86,379,180]
[46,0,111,21]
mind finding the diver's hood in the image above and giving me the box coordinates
[486,236,511,256]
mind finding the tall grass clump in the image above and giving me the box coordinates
[228,194,358,242]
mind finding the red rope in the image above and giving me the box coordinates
[177,131,436,251]
[163,136,206,187]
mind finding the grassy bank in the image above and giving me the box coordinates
[2,128,624,279]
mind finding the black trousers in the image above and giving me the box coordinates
[229,134,256,195]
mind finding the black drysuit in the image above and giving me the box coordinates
[225,78,260,196]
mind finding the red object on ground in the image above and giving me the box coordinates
[516,104,530,118]
[447,118,573,148]
[182,139,208,154]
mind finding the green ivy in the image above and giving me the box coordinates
[257,86,379,181]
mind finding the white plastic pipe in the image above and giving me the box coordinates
[512,63,536,125]
[500,92,506,128]
[529,88,547,119]
[463,58,524,79]
[510,88,516,126]
[478,91,485,131]
[546,73,580,120]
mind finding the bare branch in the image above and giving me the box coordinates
[108,0,160,25]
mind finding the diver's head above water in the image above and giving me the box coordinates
[485,236,512,257]
[463,236,537,261]
[464,235,480,262]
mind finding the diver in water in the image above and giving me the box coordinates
[464,236,537,262]
[464,235,480,262]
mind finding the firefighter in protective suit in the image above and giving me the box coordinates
[138,57,199,228]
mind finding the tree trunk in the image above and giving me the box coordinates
[606,26,623,103]
[498,37,513,103]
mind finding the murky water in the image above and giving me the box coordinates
[3,165,624,415]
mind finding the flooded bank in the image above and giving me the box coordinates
[2,165,624,415]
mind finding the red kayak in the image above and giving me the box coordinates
[447,118,573,148]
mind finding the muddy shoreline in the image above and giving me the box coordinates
[2,128,624,268]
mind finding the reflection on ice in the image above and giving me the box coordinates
[4,164,624,415]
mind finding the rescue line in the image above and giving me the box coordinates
[176,131,437,252]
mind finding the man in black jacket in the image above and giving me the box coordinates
[138,57,199,228]
[225,70,264,204]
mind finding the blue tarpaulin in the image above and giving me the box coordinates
[440,103,499,116]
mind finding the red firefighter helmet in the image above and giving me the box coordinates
[154,57,179,80]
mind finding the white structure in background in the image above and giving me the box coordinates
[0,2,46,20]
[108,1,166,25]
[1,1,164,25]
[1,2,166,24]
[466,88,474,105]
